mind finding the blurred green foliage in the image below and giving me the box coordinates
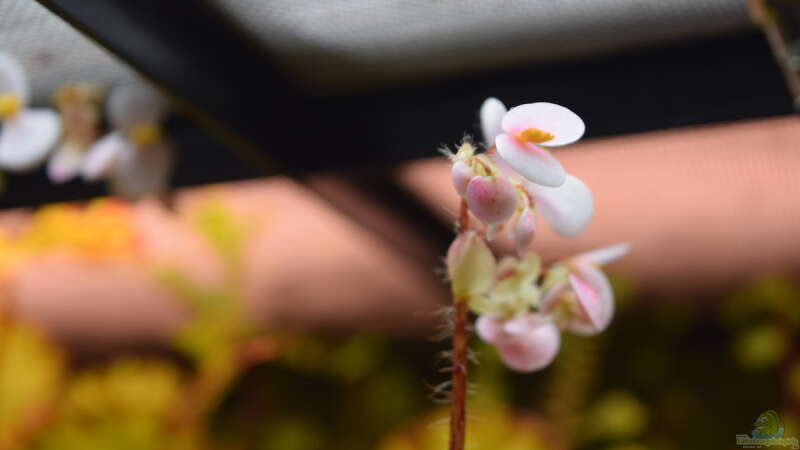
[0,213,798,450]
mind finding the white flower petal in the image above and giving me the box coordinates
[81,132,129,181]
[575,243,631,267]
[108,83,167,132]
[480,97,507,148]
[501,102,585,147]
[495,134,565,187]
[566,264,614,335]
[0,53,29,102]
[109,140,174,200]
[526,174,594,237]
[47,143,85,184]
[0,109,60,172]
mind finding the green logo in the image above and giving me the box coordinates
[737,410,798,449]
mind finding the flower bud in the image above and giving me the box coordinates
[511,207,536,255]
[465,175,517,225]
[446,231,496,300]
[451,160,473,197]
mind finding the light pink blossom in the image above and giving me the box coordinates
[541,243,629,335]
[476,313,560,372]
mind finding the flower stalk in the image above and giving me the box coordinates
[449,298,468,450]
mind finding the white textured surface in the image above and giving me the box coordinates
[0,0,136,103]
[214,0,753,88]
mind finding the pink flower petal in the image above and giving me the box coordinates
[566,264,614,335]
[47,143,85,184]
[501,102,585,147]
[495,134,565,187]
[574,243,630,267]
[511,207,536,255]
[526,174,594,237]
[480,97,507,148]
[0,109,60,172]
[81,132,129,181]
[476,314,503,343]
[495,315,560,372]
[108,83,167,133]
[451,160,473,197]
[0,53,29,103]
[465,175,517,225]
[540,280,568,313]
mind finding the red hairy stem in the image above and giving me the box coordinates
[449,298,468,450]
[458,199,470,234]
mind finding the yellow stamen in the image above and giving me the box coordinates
[518,127,554,144]
[128,123,162,148]
[0,93,21,120]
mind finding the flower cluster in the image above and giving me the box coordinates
[446,98,629,372]
[0,52,173,200]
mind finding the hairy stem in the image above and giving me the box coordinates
[449,299,468,450]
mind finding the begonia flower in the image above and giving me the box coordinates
[480,97,584,187]
[541,243,630,335]
[481,98,594,242]
[47,83,102,184]
[0,53,60,172]
[81,83,173,200]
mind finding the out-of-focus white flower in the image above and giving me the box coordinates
[47,83,102,184]
[0,53,60,172]
[81,83,173,200]
[541,243,630,336]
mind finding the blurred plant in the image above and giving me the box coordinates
[441,98,628,449]
[47,83,103,184]
[0,321,64,450]
[158,198,275,440]
[81,82,173,201]
[36,358,189,450]
[376,407,556,450]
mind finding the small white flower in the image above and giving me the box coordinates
[0,53,60,172]
[480,97,584,187]
[480,98,594,244]
[81,83,173,200]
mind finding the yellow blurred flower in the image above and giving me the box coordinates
[20,200,137,259]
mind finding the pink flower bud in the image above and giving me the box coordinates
[450,160,473,197]
[465,175,517,225]
[511,207,536,255]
